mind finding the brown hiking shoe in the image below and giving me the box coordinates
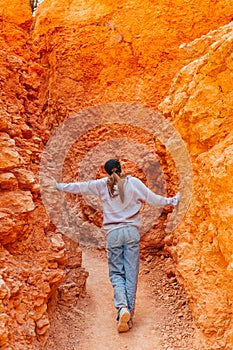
[117,307,130,333]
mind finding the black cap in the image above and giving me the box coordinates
[104,159,121,175]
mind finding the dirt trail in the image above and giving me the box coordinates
[46,247,198,350]
[80,249,162,350]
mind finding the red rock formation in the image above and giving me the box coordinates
[0,1,87,349]
[160,21,233,350]
[33,0,233,116]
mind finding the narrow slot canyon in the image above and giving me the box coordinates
[1,1,233,350]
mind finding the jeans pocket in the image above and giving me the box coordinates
[107,230,121,249]
[126,226,140,244]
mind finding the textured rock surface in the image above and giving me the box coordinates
[1,0,32,26]
[33,0,233,116]
[0,1,87,349]
[159,22,233,350]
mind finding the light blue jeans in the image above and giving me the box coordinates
[106,225,140,320]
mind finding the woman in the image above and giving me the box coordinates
[56,159,180,333]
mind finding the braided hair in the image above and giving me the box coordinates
[104,159,126,203]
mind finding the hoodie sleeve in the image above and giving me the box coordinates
[56,179,105,196]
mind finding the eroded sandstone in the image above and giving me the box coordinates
[159,21,233,350]
[0,1,87,348]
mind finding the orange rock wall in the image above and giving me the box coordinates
[160,22,233,349]
[33,0,233,117]
[0,1,87,349]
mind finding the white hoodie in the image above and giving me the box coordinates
[56,176,174,233]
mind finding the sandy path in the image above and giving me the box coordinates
[79,249,162,350]
[46,247,198,350]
